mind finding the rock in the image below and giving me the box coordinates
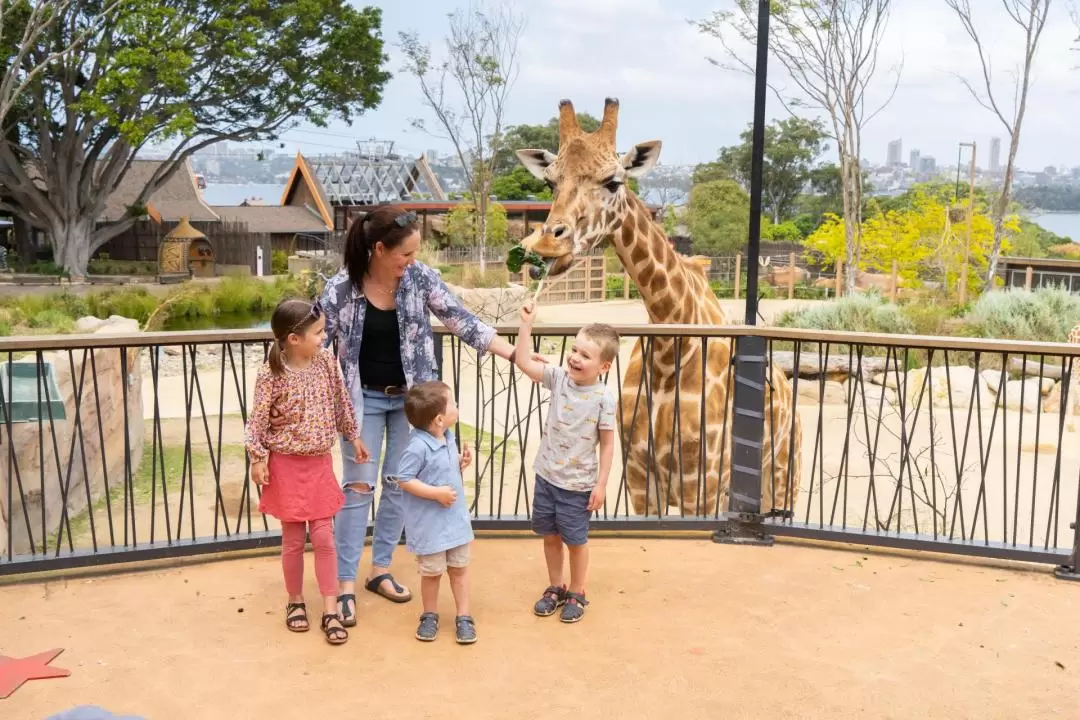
[769,351,901,380]
[845,381,897,407]
[999,379,1043,413]
[1043,381,1061,413]
[794,380,846,405]
[905,366,980,410]
[75,316,107,333]
[445,283,526,324]
[1040,377,1055,395]
[981,369,1007,394]
[96,316,140,335]
[1008,356,1067,381]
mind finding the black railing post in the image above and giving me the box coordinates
[714,0,773,546]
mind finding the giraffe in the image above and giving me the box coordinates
[516,97,801,518]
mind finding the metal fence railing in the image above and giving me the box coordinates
[2,325,1078,577]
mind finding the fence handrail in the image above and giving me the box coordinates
[7,322,1080,357]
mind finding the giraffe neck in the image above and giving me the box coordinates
[612,195,727,326]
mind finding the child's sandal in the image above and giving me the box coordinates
[321,613,348,645]
[285,602,309,632]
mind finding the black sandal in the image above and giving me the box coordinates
[285,602,309,632]
[321,613,348,645]
[337,593,357,627]
[364,573,412,603]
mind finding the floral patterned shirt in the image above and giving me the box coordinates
[320,261,497,422]
[245,348,359,461]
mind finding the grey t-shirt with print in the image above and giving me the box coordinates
[534,366,617,492]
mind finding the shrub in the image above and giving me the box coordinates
[963,287,1080,342]
[775,293,915,335]
[271,250,289,275]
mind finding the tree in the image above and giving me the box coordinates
[702,117,826,224]
[697,1,901,295]
[492,113,600,175]
[945,0,1051,287]
[399,5,525,269]
[687,179,751,254]
[0,1,390,277]
[0,0,120,129]
[491,164,550,201]
[444,200,509,248]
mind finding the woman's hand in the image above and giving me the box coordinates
[351,438,371,464]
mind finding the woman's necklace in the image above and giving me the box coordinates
[364,274,398,306]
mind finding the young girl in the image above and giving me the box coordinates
[245,298,370,646]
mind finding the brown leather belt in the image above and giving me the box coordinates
[363,384,407,396]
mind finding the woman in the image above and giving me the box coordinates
[311,204,521,627]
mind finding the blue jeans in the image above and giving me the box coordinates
[334,390,411,582]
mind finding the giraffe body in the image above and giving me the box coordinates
[516,98,801,517]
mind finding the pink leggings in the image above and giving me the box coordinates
[281,518,337,597]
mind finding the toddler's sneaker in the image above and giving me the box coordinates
[455,615,477,644]
[560,592,588,623]
[415,612,439,641]
[533,585,567,617]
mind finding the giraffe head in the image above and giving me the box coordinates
[515,98,661,277]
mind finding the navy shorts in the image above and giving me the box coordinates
[532,475,591,546]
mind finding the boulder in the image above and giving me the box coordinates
[998,378,1043,414]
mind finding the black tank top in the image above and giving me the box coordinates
[359,300,406,387]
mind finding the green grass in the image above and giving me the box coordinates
[0,274,313,336]
[45,442,247,552]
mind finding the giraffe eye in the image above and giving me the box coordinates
[603,177,623,193]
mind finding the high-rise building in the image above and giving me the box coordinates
[909,149,921,170]
[887,139,903,167]
[918,156,937,173]
[989,137,1001,173]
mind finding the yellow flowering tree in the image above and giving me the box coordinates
[804,188,1019,295]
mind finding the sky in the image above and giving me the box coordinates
[266,0,1080,172]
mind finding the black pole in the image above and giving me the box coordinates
[743,0,771,326]
[716,0,773,545]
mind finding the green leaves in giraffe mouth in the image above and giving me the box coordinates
[506,245,549,279]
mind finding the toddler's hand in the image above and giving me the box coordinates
[587,484,605,512]
[351,438,371,464]
[459,442,473,471]
[251,460,269,486]
[519,300,536,326]
[435,486,457,508]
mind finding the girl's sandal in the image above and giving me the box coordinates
[285,602,309,632]
[321,613,348,646]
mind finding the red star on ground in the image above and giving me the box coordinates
[0,648,70,699]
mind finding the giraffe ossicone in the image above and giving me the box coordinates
[515,98,802,517]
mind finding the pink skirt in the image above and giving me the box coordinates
[259,453,345,523]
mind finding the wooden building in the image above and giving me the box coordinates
[998,256,1080,293]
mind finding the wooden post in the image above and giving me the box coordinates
[890,260,899,303]
[733,253,742,300]
[1025,266,1034,291]
[787,251,796,300]
[835,257,844,298]
[623,269,631,300]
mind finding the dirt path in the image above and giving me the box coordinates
[1,539,1077,719]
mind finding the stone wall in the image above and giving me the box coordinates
[0,316,144,556]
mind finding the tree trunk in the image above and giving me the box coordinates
[840,153,860,297]
[13,215,35,266]
[50,218,95,279]
[477,189,488,273]
[984,129,1022,289]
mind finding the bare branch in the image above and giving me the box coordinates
[943,0,1051,286]
[695,0,897,295]
[397,3,525,263]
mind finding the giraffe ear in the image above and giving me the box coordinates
[620,140,661,178]
[516,149,557,181]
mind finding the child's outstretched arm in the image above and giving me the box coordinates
[514,300,545,383]
[325,351,370,463]
[245,367,275,486]
[388,445,456,508]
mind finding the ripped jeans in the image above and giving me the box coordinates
[334,390,410,583]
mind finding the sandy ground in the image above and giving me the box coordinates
[1,539,1078,719]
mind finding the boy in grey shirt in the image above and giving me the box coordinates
[514,301,618,623]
